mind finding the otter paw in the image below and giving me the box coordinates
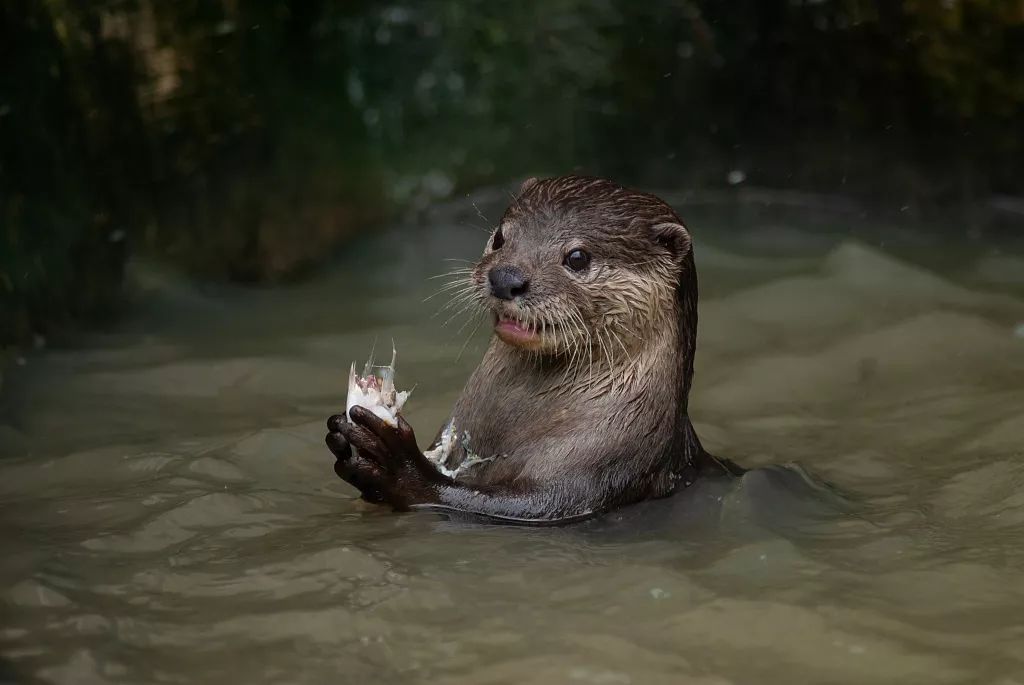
[326,414,385,504]
[325,414,352,459]
[335,406,450,509]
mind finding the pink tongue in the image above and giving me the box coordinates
[496,319,535,339]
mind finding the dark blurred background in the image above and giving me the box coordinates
[2,0,1023,353]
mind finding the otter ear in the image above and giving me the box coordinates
[649,222,693,262]
[518,177,539,195]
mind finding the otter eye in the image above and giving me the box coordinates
[563,249,591,272]
[491,228,504,250]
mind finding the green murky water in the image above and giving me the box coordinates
[2,191,1024,684]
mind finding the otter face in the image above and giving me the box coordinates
[468,176,693,360]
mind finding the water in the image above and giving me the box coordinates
[2,190,1024,684]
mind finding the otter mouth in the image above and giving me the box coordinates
[494,314,543,347]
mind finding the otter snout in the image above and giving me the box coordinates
[488,265,529,301]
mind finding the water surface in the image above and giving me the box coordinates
[2,192,1024,684]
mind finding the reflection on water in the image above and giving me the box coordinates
[2,193,1024,684]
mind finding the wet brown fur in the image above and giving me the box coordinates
[432,175,720,518]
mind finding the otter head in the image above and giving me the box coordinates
[469,176,696,365]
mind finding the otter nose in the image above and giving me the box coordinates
[488,265,529,301]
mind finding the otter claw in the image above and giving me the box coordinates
[325,431,352,461]
[327,413,348,433]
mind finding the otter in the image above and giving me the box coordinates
[326,175,741,524]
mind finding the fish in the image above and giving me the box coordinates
[345,345,491,479]
[345,345,410,427]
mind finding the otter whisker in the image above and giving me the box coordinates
[423,279,476,303]
[427,268,475,281]
[572,309,589,360]
[435,281,477,300]
[455,311,487,362]
[435,291,481,324]
[461,223,492,235]
[558,345,575,384]
[452,292,488,336]
[610,320,648,382]
[607,325,637,386]
[606,321,638,380]
[581,310,595,389]
[453,308,479,336]
[471,201,490,226]
[425,275,474,293]
[608,325,631,358]
[425,275,476,299]
[567,314,585,371]
[430,266,475,275]
[529,312,540,366]
[440,297,483,328]
[426,278,471,293]
[433,291,478,320]
[560,305,583,367]
[557,305,573,378]
[565,309,589,387]
[614,328,638,387]
[572,307,594,385]
[594,326,617,393]
[611,320,646,354]
[434,283,479,308]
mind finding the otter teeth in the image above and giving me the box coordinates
[501,314,534,330]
